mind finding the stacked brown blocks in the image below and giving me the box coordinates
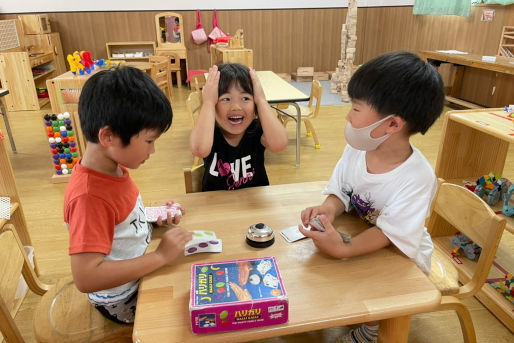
[331,0,357,102]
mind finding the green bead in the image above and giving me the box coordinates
[53,127,59,132]
[64,148,71,153]
[59,120,65,125]
[67,131,74,136]
[72,152,78,157]
[52,121,58,126]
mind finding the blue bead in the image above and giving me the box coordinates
[66,153,72,158]
[56,170,63,175]
[60,153,65,158]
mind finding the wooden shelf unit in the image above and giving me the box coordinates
[434,108,514,329]
[0,51,56,111]
[106,41,156,61]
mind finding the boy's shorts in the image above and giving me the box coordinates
[94,290,138,324]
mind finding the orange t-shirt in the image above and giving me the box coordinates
[64,162,149,256]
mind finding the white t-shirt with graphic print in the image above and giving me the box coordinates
[323,145,436,274]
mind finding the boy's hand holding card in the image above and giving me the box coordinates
[146,203,183,224]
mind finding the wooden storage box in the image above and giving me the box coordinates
[296,67,314,76]
[313,72,329,81]
[291,73,313,82]
[18,14,51,34]
[210,46,253,68]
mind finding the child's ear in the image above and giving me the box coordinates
[388,115,406,133]
[97,126,116,147]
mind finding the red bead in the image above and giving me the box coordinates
[71,147,77,152]
[62,137,68,143]
[48,132,54,137]
[51,149,57,154]
[55,165,61,170]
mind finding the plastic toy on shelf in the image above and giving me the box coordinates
[464,172,511,206]
[503,184,514,217]
[450,231,482,261]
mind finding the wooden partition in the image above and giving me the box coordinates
[1,5,513,104]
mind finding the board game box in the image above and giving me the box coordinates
[190,256,288,334]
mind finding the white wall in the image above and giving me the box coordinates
[0,0,414,14]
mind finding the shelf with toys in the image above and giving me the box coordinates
[434,107,514,330]
[106,41,156,61]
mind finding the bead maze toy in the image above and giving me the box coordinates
[43,112,80,183]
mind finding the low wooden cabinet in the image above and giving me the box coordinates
[24,32,66,76]
[434,108,514,329]
[0,51,56,111]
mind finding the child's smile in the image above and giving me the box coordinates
[215,84,255,144]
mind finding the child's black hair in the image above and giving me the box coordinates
[78,66,172,146]
[217,63,254,98]
[216,63,260,135]
[348,51,444,135]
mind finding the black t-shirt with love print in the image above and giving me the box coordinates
[202,120,269,192]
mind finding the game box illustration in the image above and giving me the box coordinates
[190,256,288,334]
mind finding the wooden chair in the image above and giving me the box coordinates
[0,224,132,343]
[183,164,205,194]
[186,91,202,168]
[276,80,322,149]
[426,182,506,343]
[149,55,172,100]
[167,51,182,88]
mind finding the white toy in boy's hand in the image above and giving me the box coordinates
[185,230,223,256]
[145,204,182,223]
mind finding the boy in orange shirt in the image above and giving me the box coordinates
[64,66,193,324]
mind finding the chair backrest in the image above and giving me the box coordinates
[184,164,205,194]
[149,56,171,99]
[427,183,506,298]
[186,91,202,128]
[167,51,181,71]
[0,224,48,343]
[307,80,322,119]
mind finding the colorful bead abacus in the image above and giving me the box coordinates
[44,112,79,176]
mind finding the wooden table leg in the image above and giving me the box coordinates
[378,315,411,343]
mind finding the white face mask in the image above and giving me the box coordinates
[344,115,393,151]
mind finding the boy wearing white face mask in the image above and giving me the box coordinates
[299,51,445,343]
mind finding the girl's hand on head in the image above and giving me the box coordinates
[202,65,220,106]
[249,69,266,105]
